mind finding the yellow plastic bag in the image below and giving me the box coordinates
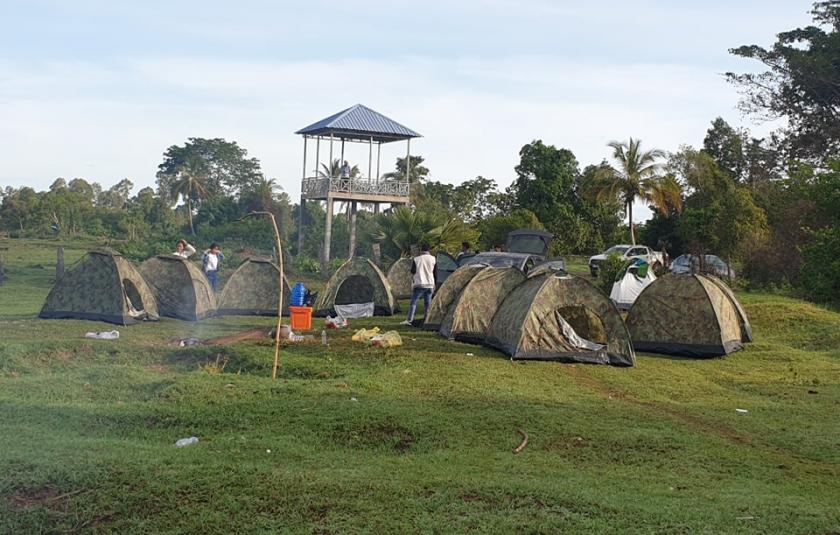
[351,327,380,342]
[370,331,403,348]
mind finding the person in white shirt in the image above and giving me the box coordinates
[173,240,196,258]
[339,160,351,178]
[401,243,436,325]
[202,242,224,291]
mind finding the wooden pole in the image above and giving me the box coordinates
[56,247,65,280]
[322,198,333,273]
[238,212,285,379]
[348,201,358,258]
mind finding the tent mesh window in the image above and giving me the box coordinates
[123,279,145,312]
[555,306,608,344]
[335,275,374,305]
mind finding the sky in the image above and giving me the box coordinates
[0,1,814,221]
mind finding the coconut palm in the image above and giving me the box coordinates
[592,138,682,245]
[317,158,360,178]
[169,155,209,235]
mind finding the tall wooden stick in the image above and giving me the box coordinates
[238,211,285,379]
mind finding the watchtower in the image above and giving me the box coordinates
[295,104,420,268]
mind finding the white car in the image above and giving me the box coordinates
[589,245,664,277]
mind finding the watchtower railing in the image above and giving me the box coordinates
[301,177,410,199]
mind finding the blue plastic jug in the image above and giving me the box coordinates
[291,282,307,307]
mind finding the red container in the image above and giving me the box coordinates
[289,306,313,331]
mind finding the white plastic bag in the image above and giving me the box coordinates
[85,330,120,340]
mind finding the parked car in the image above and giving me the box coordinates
[670,254,735,279]
[460,252,562,274]
[589,245,664,277]
[437,229,565,280]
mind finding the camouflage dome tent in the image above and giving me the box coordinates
[423,264,485,331]
[485,272,635,367]
[217,257,291,316]
[39,249,159,325]
[386,257,413,300]
[626,273,752,358]
[315,257,397,316]
[439,267,526,343]
[138,255,217,321]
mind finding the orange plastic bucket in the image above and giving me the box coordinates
[289,306,313,331]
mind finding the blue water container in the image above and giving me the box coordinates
[291,282,307,307]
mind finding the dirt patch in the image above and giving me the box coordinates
[5,486,91,512]
[331,419,417,453]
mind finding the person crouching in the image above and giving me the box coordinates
[401,243,436,325]
[203,242,224,291]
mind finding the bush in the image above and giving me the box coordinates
[596,253,625,294]
[294,255,320,275]
[800,226,840,304]
[329,257,346,273]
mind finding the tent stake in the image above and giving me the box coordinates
[238,211,285,379]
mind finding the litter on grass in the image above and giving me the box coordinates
[325,316,348,329]
[351,327,380,342]
[736,408,748,413]
[85,330,119,340]
[175,437,199,447]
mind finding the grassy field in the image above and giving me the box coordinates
[0,239,838,533]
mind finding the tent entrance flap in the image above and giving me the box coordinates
[123,279,145,313]
[335,275,374,305]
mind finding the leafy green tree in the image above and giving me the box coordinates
[0,187,40,232]
[451,176,499,222]
[703,118,745,181]
[156,138,264,200]
[99,178,134,210]
[673,148,768,264]
[591,138,682,245]
[514,140,580,227]
[476,209,543,251]
[726,2,840,162]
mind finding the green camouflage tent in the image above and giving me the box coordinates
[138,255,217,321]
[423,264,484,331]
[39,249,159,325]
[315,257,397,316]
[439,266,526,343]
[386,257,413,300]
[485,273,635,366]
[217,257,291,316]
[626,273,751,358]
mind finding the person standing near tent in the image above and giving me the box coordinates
[202,243,224,291]
[456,241,471,260]
[173,240,196,258]
[401,243,436,325]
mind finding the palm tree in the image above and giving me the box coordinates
[372,206,477,261]
[317,158,360,178]
[169,155,209,235]
[592,138,682,245]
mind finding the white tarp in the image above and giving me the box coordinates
[334,302,375,318]
[610,269,656,310]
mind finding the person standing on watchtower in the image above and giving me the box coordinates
[339,160,351,178]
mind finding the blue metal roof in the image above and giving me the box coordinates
[295,104,421,143]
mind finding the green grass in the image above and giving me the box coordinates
[0,239,838,533]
